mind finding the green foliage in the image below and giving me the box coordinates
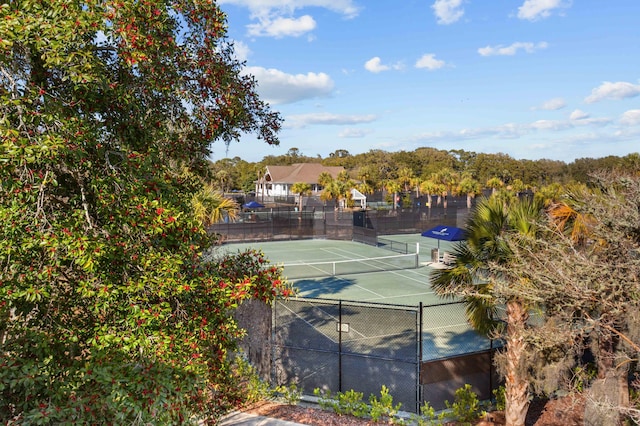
[442,384,485,424]
[233,357,301,406]
[409,401,438,425]
[571,364,598,392]
[368,385,402,421]
[233,356,272,406]
[314,388,368,417]
[0,0,286,423]
[312,384,489,425]
[492,385,506,411]
[272,383,303,406]
[314,386,401,422]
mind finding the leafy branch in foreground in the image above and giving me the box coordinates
[0,0,285,423]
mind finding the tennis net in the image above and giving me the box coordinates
[283,252,419,279]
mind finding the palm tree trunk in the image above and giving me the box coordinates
[504,299,530,426]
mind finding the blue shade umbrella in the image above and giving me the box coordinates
[243,200,265,209]
[421,225,467,250]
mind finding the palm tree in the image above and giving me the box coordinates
[457,176,482,209]
[509,178,526,195]
[356,164,380,195]
[291,182,312,213]
[431,195,544,426]
[410,176,422,197]
[191,184,240,227]
[256,168,266,203]
[383,179,402,210]
[486,176,504,195]
[215,169,231,193]
[356,181,374,196]
[320,178,353,218]
[533,182,564,207]
[397,167,415,192]
[317,171,333,189]
[431,168,458,209]
[420,179,440,219]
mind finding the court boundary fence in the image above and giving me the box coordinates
[269,297,498,413]
[209,204,465,243]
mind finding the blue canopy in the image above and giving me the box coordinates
[243,200,265,209]
[421,226,466,253]
[421,225,466,241]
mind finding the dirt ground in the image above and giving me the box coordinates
[241,394,585,425]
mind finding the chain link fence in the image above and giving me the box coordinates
[270,298,497,413]
[210,201,467,243]
[273,298,420,411]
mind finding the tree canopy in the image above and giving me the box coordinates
[0,0,289,423]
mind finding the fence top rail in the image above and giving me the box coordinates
[281,296,421,312]
[279,296,468,310]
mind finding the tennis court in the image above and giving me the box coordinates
[222,235,490,361]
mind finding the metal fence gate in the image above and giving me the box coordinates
[273,298,421,412]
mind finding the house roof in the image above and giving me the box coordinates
[265,163,345,184]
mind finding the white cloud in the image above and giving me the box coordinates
[219,0,360,38]
[620,109,640,126]
[584,81,640,103]
[219,0,360,18]
[410,114,611,144]
[415,54,446,70]
[285,112,377,128]
[247,15,316,38]
[339,128,373,138]
[364,57,403,73]
[432,0,464,25]
[566,110,611,126]
[364,57,389,73]
[232,40,251,62]
[534,97,565,110]
[517,0,571,21]
[244,66,334,104]
[478,41,548,56]
[570,109,589,120]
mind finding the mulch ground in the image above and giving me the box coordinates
[241,394,585,425]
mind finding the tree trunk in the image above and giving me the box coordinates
[504,300,530,426]
[585,329,628,426]
[467,194,472,209]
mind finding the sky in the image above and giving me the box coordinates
[210,0,640,164]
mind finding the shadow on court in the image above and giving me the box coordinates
[292,277,358,299]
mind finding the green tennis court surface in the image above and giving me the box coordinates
[221,235,491,360]
[221,236,458,304]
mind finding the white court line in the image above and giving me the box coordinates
[361,291,440,302]
[422,322,471,332]
[278,299,368,339]
[324,275,387,300]
[350,265,434,290]
[276,301,338,343]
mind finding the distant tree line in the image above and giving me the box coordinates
[208,147,640,195]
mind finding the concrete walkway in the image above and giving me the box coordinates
[218,411,309,426]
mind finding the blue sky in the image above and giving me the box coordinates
[211,0,640,164]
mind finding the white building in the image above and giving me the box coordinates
[256,163,345,197]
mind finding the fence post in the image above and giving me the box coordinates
[271,300,277,385]
[338,299,343,392]
[418,302,423,413]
